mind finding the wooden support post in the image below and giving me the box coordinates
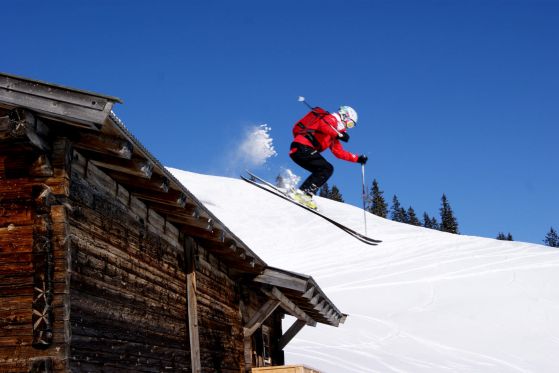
[185,238,201,373]
[279,319,307,350]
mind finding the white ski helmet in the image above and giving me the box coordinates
[338,106,358,128]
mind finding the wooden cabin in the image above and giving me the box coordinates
[0,72,346,373]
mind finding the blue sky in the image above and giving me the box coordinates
[3,0,557,244]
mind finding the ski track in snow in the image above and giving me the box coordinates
[168,169,559,373]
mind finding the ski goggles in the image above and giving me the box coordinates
[343,118,356,129]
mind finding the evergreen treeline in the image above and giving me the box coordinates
[366,180,460,233]
[280,174,556,245]
[496,232,514,241]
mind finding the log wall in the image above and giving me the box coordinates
[66,151,190,372]
[196,246,244,372]
[0,137,71,372]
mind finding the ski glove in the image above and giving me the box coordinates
[338,132,350,142]
[357,155,368,165]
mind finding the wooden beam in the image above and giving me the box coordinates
[243,298,281,337]
[302,286,315,299]
[132,189,187,208]
[149,202,200,219]
[263,287,316,327]
[73,132,133,159]
[180,224,226,244]
[278,319,307,350]
[89,155,153,179]
[253,268,309,293]
[148,202,230,237]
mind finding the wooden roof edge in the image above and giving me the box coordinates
[0,72,123,104]
[254,267,346,327]
[0,73,121,130]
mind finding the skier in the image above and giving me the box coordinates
[289,105,368,209]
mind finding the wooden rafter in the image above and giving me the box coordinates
[89,154,153,179]
[73,132,133,159]
[110,172,170,193]
[132,189,187,208]
[263,286,316,327]
[253,268,309,293]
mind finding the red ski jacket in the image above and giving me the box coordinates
[291,113,358,162]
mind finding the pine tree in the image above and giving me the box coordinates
[497,232,514,241]
[328,185,344,202]
[423,212,433,229]
[400,207,409,224]
[390,195,401,222]
[319,183,330,198]
[407,207,420,226]
[423,213,440,230]
[430,216,440,230]
[439,194,459,234]
[366,179,388,218]
[390,195,408,223]
[543,227,559,248]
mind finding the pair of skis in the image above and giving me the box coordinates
[241,171,382,246]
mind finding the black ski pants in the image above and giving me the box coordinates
[289,142,334,194]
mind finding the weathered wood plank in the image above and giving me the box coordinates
[263,287,316,327]
[185,238,201,373]
[0,75,116,127]
[253,269,309,292]
[110,172,170,193]
[71,248,186,312]
[90,155,153,179]
[68,230,185,292]
[279,319,306,350]
[68,335,188,371]
[73,132,132,159]
[0,74,117,111]
[70,292,186,341]
[243,299,281,337]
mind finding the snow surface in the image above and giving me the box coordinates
[169,168,559,373]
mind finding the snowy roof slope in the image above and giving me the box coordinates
[168,168,559,373]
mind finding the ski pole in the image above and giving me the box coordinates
[298,96,313,111]
[361,163,368,236]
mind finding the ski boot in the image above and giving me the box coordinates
[288,188,318,210]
